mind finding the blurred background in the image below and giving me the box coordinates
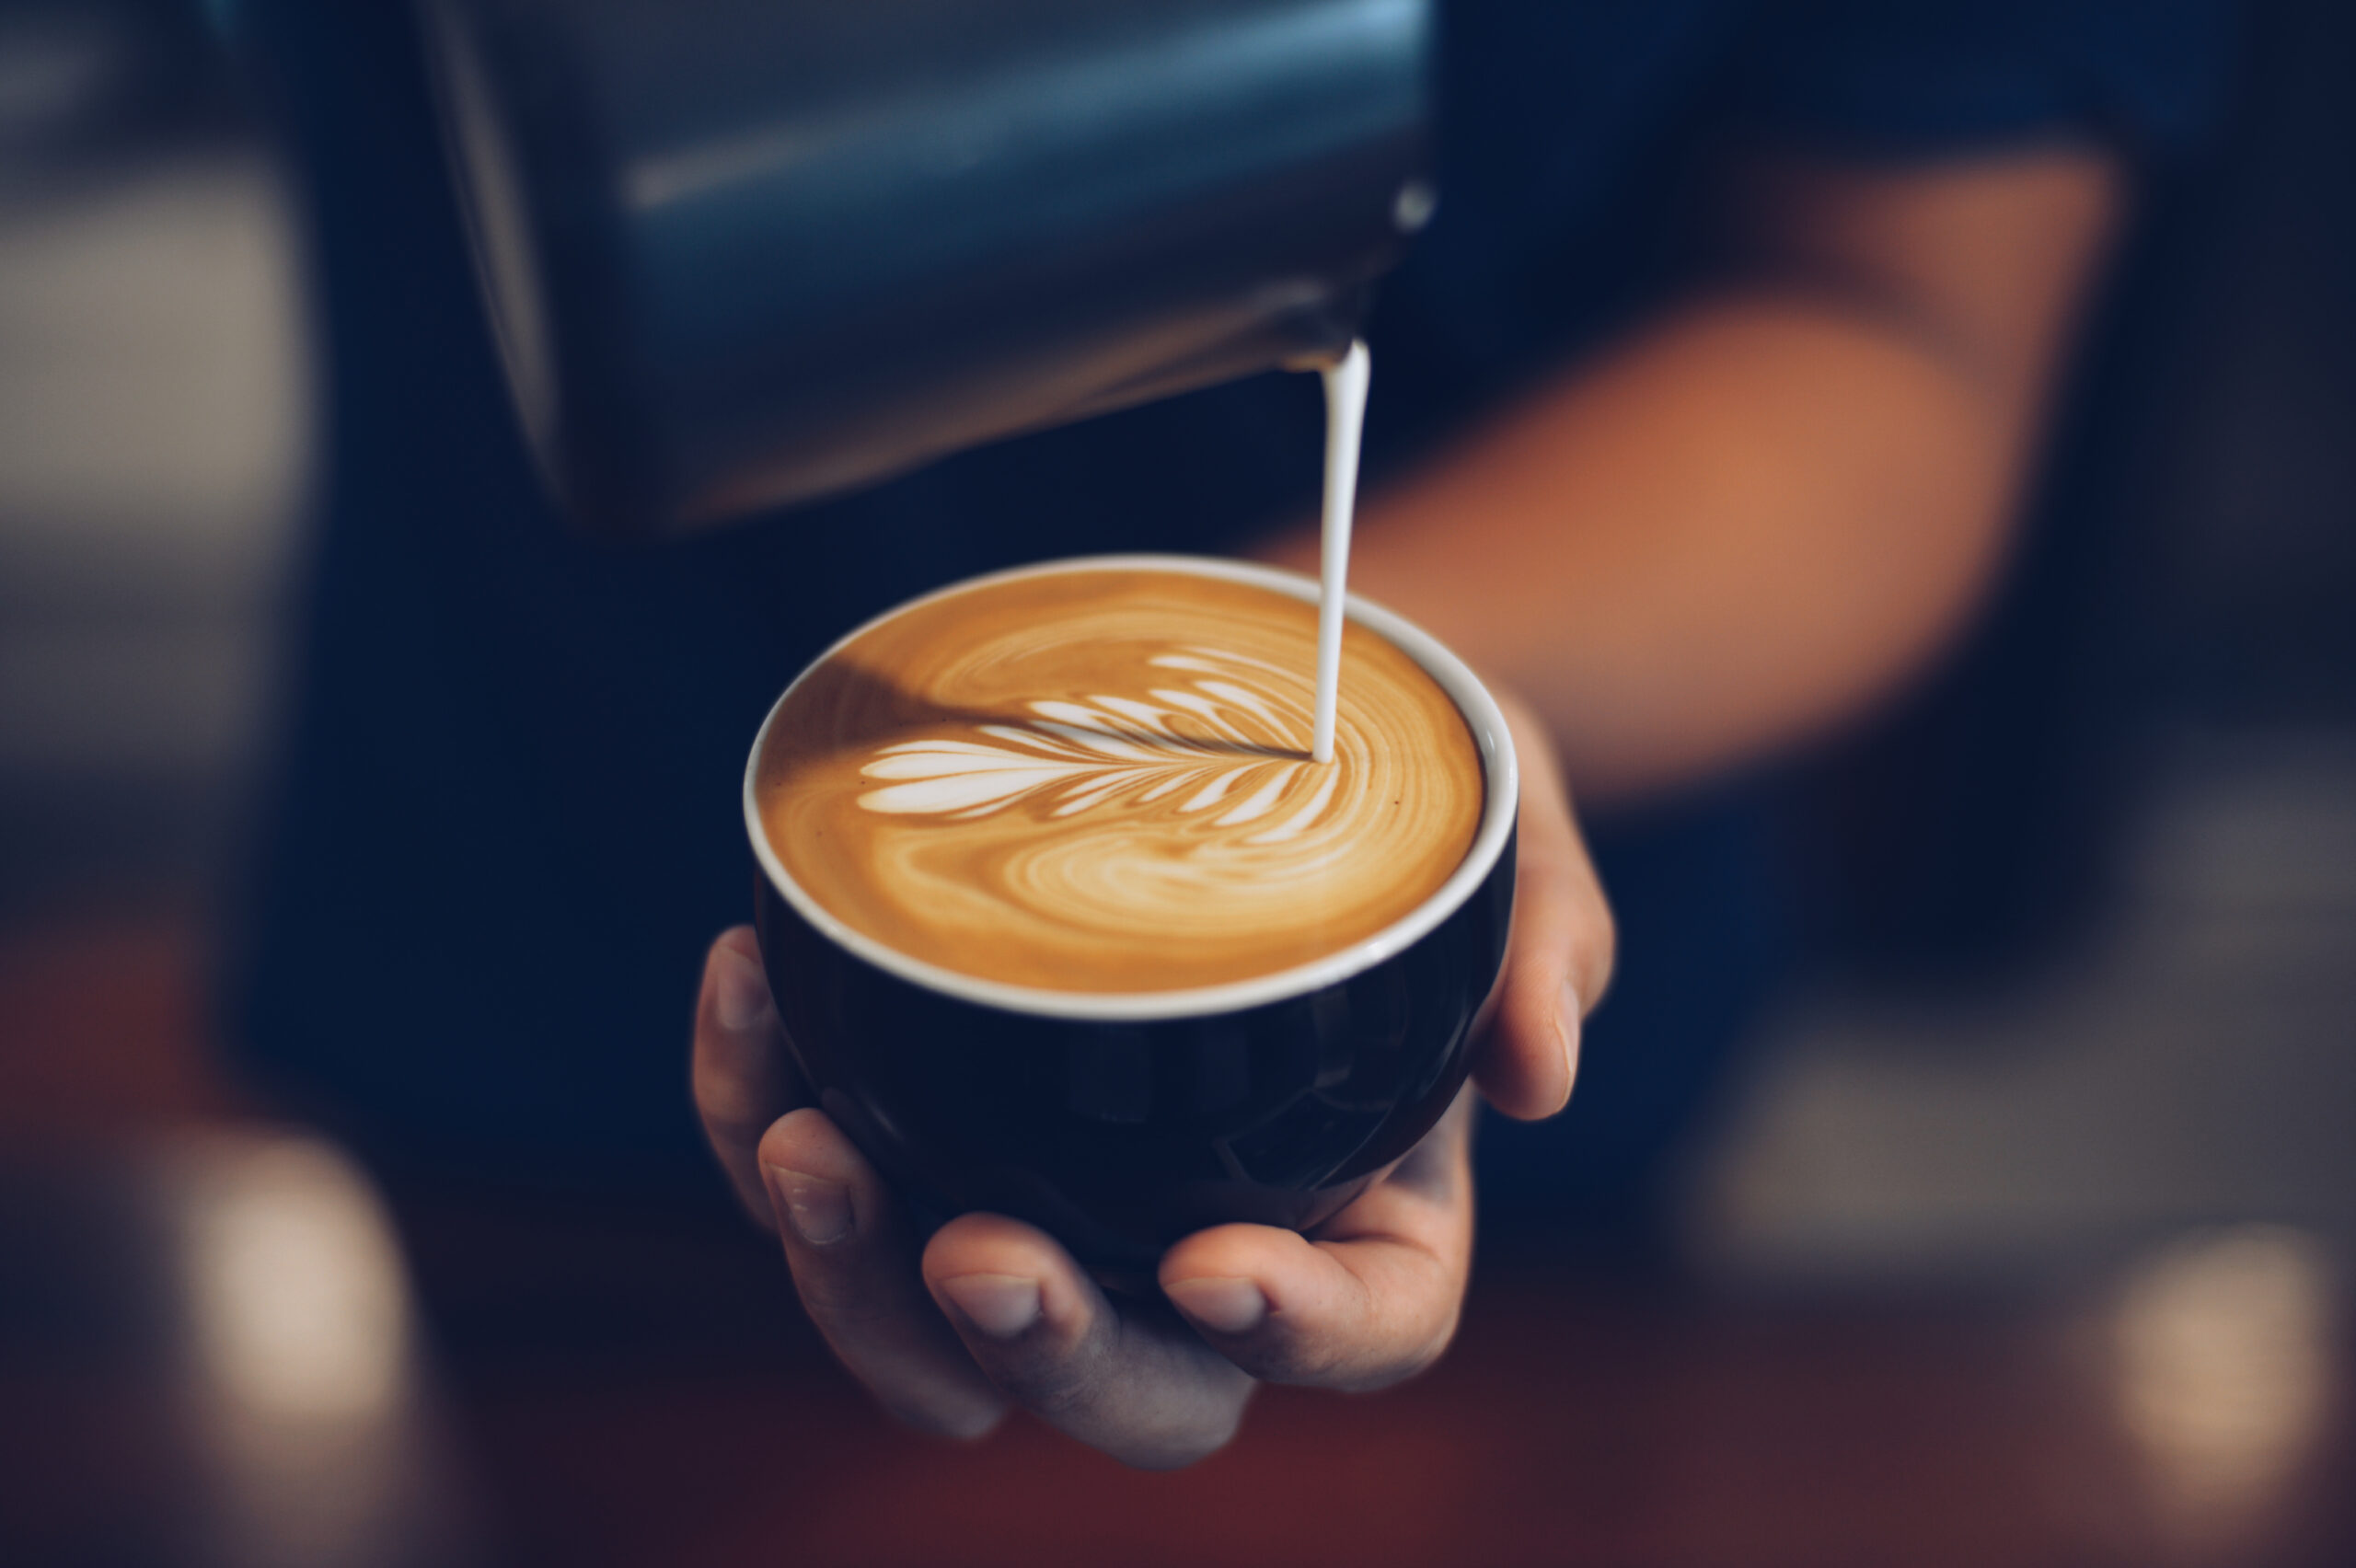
[0,1,2349,1564]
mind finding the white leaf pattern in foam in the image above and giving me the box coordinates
[854,648,1341,840]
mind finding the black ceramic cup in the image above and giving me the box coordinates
[745,556,1516,1270]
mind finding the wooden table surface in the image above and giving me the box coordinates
[2,915,2349,1568]
[433,1237,2351,1568]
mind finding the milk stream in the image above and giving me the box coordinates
[1312,340,1370,765]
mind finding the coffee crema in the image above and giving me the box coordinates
[756,568,1484,993]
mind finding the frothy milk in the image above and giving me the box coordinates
[753,340,1438,994]
[755,567,1483,993]
[1312,340,1370,765]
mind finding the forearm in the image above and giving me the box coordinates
[1274,293,2027,800]
[1261,151,2120,802]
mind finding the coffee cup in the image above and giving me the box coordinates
[745,555,1516,1269]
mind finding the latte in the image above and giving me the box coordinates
[755,565,1484,993]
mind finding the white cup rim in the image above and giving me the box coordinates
[744,553,1519,1021]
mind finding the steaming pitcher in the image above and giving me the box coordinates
[418,0,1433,536]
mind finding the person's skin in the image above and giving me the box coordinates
[694,687,1605,1469]
[691,144,2122,1469]
[1277,149,2126,801]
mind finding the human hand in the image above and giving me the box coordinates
[691,688,1611,1468]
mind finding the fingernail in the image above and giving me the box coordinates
[1164,1276,1267,1336]
[939,1274,1043,1339]
[715,947,770,1032]
[765,1166,851,1246]
[1554,979,1582,1101]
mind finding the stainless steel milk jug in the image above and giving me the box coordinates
[419,0,1433,535]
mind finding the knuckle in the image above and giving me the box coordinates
[689,1066,750,1124]
[1568,900,1618,1003]
[792,1273,871,1328]
[1263,1296,1460,1392]
[1517,845,1584,904]
[787,1242,914,1328]
[1009,1358,1102,1421]
[695,1086,773,1149]
[1254,1332,1350,1387]
[792,1261,913,1335]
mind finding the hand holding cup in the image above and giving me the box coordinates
[694,655,1611,1466]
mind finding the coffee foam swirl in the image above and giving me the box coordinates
[756,568,1483,993]
[859,649,1343,840]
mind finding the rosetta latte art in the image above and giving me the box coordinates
[858,650,1344,843]
[757,568,1484,993]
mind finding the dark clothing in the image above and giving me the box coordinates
[229,0,2227,1214]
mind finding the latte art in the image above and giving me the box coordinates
[859,649,1344,841]
[756,568,1484,993]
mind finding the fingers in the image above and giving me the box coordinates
[922,1216,1256,1470]
[691,927,804,1225]
[759,1108,1007,1439]
[1159,1092,1476,1391]
[699,926,1243,1462]
[1478,690,1617,1120]
[696,930,1000,1437]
